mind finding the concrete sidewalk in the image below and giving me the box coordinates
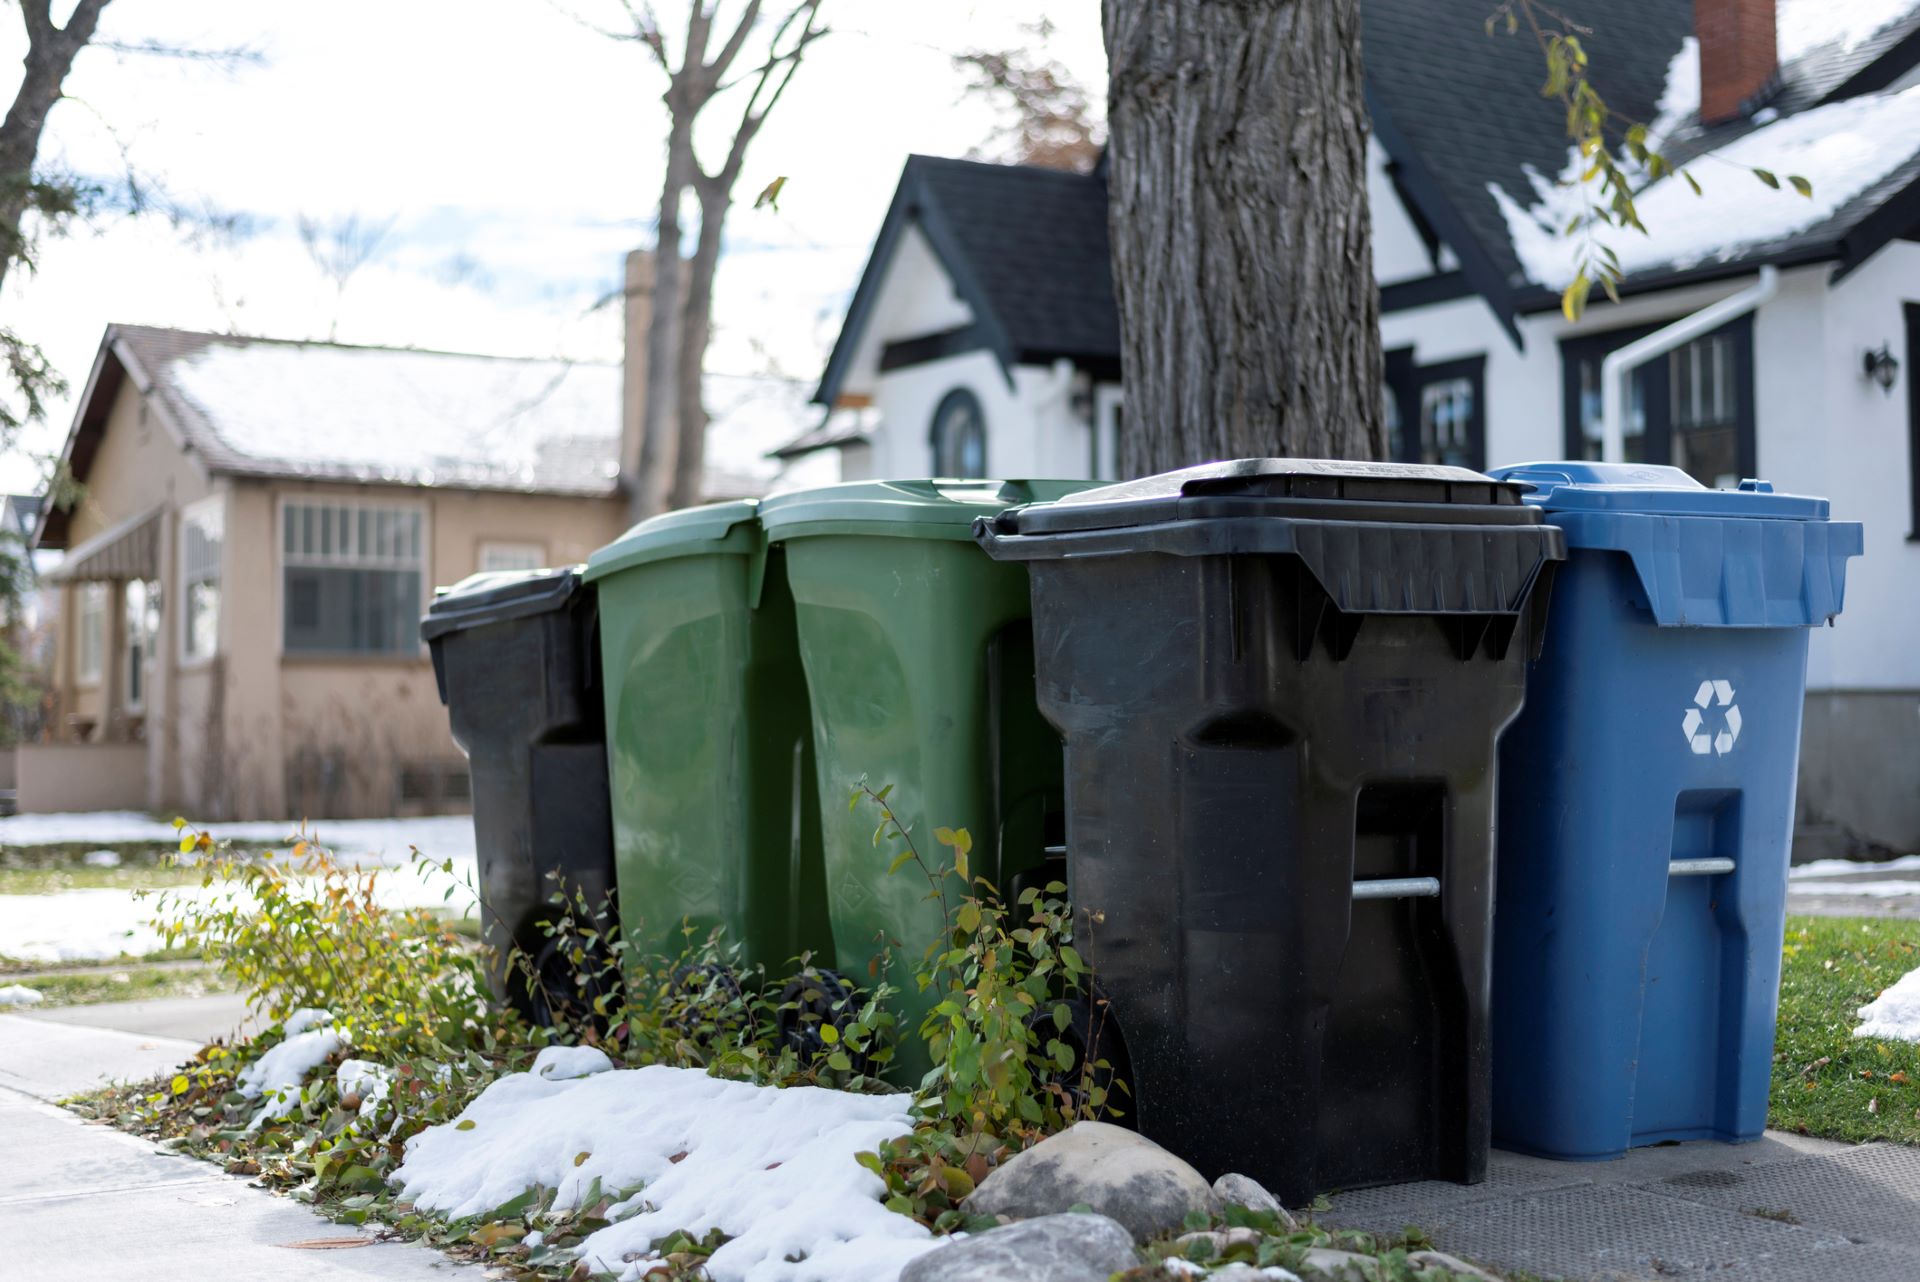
[1321,1133,1920,1281]
[0,1000,481,1281]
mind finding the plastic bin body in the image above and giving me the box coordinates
[1487,462,1864,1162]
[584,502,831,974]
[977,460,1565,1204]
[423,568,614,1021]
[759,479,1098,1079]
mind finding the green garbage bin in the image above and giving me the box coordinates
[758,479,1099,1078]
[583,501,832,981]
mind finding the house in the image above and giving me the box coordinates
[28,252,813,820]
[783,0,1920,859]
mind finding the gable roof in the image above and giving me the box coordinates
[1366,0,1920,316]
[814,155,1118,407]
[38,325,813,549]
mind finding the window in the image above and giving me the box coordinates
[181,497,223,662]
[76,583,107,685]
[1384,349,1486,469]
[1561,317,1754,489]
[930,388,987,477]
[282,500,424,656]
[478,541,545,573]
[125,580,158,713]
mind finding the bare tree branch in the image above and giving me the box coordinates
[96,39,266,68]
[703,0,764,84]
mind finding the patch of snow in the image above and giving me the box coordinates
[1855,966,1920,1041]
[0,889,158,963]
[0,810,477,862]
[1494,84,1920,289]
[392,1064,931,1282]
[532,1045,614,1081]
[1650,36,1701,144]
[1790,854,1920,880]
[1784,880,1920,898]
[283,1008,335,1037]
[82,849,122,868]
[238,1027,348,1128]
[337,1059,394,1115]
[0,983,46,1006]
[1779,0,1917,65]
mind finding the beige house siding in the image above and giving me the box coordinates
[41,376,633,821]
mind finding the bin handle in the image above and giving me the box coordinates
[1670,858,1735,877]
[1352,876,1441,901]
[1495,466,1577,495]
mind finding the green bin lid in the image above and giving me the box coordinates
[757,478,1101,542]
[582,500,760,582]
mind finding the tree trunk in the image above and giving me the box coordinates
[0,0,111,296]
[1103,0,1383,477]
[630,124,695,523]
[667,182,729,511]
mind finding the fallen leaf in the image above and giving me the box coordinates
[575,1151,591,1167]
[1869,1097,1881,1115]
[1891,1072,1909,1085]
[280,1238,372,1250]
[668,1151,689,1164]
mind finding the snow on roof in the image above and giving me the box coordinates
[1778,0,1918,64]
[120,327,809,501]
[1492,83,1920,290]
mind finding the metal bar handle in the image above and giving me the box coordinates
[1670,858,1735,877]
[1352,876,1442,901]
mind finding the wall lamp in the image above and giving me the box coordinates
[1863,343,1900,395]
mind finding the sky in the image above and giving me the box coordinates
[0,0,1110,492]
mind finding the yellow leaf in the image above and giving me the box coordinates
[171,817,186,830]
[171,1074,190,1095]
[574,1151,591,1166]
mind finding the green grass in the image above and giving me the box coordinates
[0,863,206,894]
[1771,914,1920,1145]
[0,947,202,975]
[3,964,226,1007]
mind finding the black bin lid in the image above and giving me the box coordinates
[1003,458,1532,536]
[420,567,585,643]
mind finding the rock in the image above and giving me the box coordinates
[1406,1249,1500,1280]
[963,1121,1213,1241]
[83,849,121,868]
[1172,1227,1265,1253]
[1298,1247,1376,1279]
[1210,1267,1303,1282]
[899,1213,1140,1282]
[1211,1172,1298,1227]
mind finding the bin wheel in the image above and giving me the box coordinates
[1028,993,1133,1125]
[519,934,623,1032]
[775,968,868,1067]
[665,963,747,1049]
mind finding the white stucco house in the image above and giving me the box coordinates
[779,0,1920,858]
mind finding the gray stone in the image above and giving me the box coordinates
[1298,1247,1376,1279]
[1405,1249,1499,1280]
[1173,1226,1265,1254]
[899,1213,1139,1282]
[963,1121,1214,1241]
[1211,1268,1304,1282]
[1212,1172,1298,1228]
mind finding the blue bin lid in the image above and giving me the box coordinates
[1486,461,1862,629]
[1488,461,1829,519]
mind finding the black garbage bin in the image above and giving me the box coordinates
[422,568,617,1025]
[976,459,1564,1204]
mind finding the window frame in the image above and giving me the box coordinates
[1559,315,1756,485]
[1904,302,1919,539]
[178,495,224,668]
[928,386,988,478]
[124,579,157,714]
[276,494,430,660]
[1383,348,1487,470]
[74,582,107,687]
[477,540,547,574]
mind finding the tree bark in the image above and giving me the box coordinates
[631,123,694,522]
[0,0,112,296]
[667,180,727,511]
[1103,0,1383,477]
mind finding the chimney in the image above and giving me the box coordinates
[620,248,655,494]
[1697,0,1778,124]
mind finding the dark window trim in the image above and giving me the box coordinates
[929,386,987,477]
[1905,302,1920,538]
[1380,271,1475,314]
[1384,348,1487,471]
[1558,315,1755,481]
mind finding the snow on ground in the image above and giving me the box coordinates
[1783,881,1920,899]
[1494,84,1920,289]
[0,813,478,962]
[0,983,45,1006]
[1790,855,1920,880]
[238,1014,348,1129]
[393,1064,935,1282]
[1856,967,1920,1042]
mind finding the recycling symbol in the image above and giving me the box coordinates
[1682,679,1742,756]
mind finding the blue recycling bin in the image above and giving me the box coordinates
[1487,462,1863,1161]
